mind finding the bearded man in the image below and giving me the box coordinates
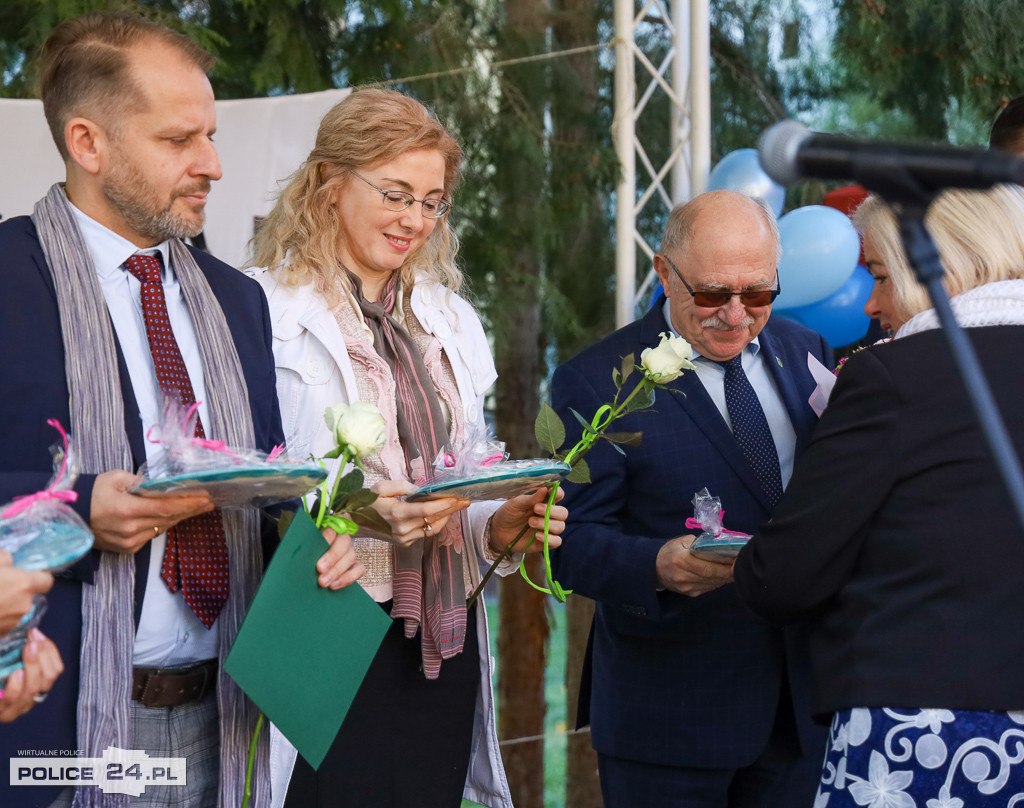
[0,13,359,808]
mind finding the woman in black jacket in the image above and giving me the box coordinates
[733,184,1024,808]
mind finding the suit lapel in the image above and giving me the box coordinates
[759,322,818,453]
[639,308,773,511]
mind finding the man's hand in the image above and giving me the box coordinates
[90,470,214,553]
[655,534,734,597]
[0,551,53,634]
[316,527,366,590]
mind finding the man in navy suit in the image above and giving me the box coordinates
[0,14,359,808]
[552,190,831,807]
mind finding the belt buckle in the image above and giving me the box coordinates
[195,661,213,699]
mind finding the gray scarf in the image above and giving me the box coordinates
[31,184,270,808]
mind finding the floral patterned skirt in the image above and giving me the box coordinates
[816,707,1024,808]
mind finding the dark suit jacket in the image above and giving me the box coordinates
[551,306,830,771]
[734,325,1024,718]
[0,215,283,808]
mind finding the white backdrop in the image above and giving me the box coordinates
[0,88,350,269]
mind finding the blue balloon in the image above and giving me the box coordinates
[648,281,665,310]
[706,149,786,216]
[775,265,874,347]
[776,205,860,309]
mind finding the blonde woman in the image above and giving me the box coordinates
[247,89,566,808]
[734,184,1024,807]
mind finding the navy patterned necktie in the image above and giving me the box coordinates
[125,253,229,628]
[717,354,784,507]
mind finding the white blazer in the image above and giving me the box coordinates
[247,268,515,808]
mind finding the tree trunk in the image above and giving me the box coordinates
[494,274,547,808]
[494,0,550,805]
[549,0,611,799]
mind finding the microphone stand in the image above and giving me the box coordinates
[857,160,1024,531]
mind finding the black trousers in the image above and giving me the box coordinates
[284,603,480,808]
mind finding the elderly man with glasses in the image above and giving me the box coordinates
[550,189,831,808]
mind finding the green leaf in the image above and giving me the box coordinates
[351,508,393,536]
[601,431,643,446]
[535,403,566,454]
[620,353,635,385]
[277,509,295,540]
[342,490,379,511]
[612,367,622,388]
[321,446,342,459]
[624,384,656,413]
[336,468,364,494]
[569,408,596,435]
[328,469,364,511]
[566,457,591,484]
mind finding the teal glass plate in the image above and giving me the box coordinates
[2,522,93,572]
[406,461,571,503]
[688,535,749,561]
[132,464,328,507]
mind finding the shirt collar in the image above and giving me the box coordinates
[68,198,174,283]
[660,298,761,363]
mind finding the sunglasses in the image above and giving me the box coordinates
[662,254,781,308]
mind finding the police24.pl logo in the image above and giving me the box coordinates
[11,747,186,795]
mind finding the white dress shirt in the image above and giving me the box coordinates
[70,202,219,666]
[662,300,797,487]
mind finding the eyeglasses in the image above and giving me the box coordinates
[661,254,781,308]
[350,170,452,218]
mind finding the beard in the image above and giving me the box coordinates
[102,152,209,243]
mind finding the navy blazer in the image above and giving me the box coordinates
[0,216,283,808]
[551,305,830,772]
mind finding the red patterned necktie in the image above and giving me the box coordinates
[125,253,229,628]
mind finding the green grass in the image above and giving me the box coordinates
[462,599,568,808]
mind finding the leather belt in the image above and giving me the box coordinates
[132,660,218,709]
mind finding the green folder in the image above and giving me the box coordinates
[225,508,392,769]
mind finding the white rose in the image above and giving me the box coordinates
[640,332,695,383]
[324,402,388,459]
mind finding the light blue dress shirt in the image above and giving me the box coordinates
[661,300,797,488]
[70,202,219,667]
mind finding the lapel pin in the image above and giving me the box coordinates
[776,356,783,368]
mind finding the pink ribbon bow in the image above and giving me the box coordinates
[147,403,245,464]
[1,419,78,519]
[685,509,749,538]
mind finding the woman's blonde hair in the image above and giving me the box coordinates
[853,184,1024,322]
[247,89,464,305]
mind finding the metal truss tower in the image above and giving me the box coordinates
[613,0,711,327]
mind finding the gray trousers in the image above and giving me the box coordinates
[50,690,219,807]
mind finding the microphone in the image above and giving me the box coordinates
[758,119,1024,192]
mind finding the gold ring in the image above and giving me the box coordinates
[153,526,160,536]
[423,518,432,535]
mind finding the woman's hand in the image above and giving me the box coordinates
[489,486,568,555]
[316,527,366,590]
[0,551,53,635]
[0,628,63,723]
[366,480,470,548]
